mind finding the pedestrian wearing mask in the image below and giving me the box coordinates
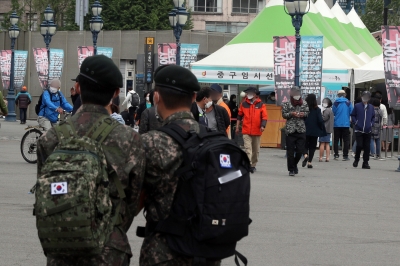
[15,85,32,124]
[236,87,268,173]
[122,87,140,127]
[228,94,239,139]
[210,84,232,138]
[351,91,375,169]
[282,86,310,176]
[267,92,276,104]
[319,98,334,162]
[191,87,230,134]
[304,94,326,168]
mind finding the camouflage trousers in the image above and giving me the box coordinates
[47,248,130,266]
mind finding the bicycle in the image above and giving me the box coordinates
[21,112,71,164]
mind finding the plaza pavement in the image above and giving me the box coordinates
[1,119,400,266]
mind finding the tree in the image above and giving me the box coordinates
[0,0,26,31]
[361,0,400,33]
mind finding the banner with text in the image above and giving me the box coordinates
[0,50,28,90]
[77,46,113,69]
[33,48,64,89]
[273,36,296,105]
[300,36,323,104]
[382,26,400,107]
[158,43,177,66]
[180,44,200,69]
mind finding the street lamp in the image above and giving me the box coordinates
[90,0,104,55]
[284,0,310,87]
[169,0,189,66]
[40,5,57,87]
[5,11,20,122]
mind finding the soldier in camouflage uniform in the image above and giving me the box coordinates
[37,55,145,266]
[282,86,309,176]
[139,65,220,266]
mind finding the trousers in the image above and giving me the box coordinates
[286,132,306,172]
[333,127,350,157]
[305,135,318,163]
[19,108,27,122]
[243,134,261,167]
[355,132,371,163]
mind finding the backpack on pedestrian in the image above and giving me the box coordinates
[142,122,251,265]
[33,116,125,257]
[35,89,61,115]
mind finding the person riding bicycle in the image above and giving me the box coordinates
[37,79,73,130]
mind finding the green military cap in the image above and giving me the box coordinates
[79,55,123,89]
[154,65,201,94]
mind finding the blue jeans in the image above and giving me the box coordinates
[370,138,381,157]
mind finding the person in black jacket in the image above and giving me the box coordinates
[190,87,230,135]
[228,94,238,139]
[304,94,326,168]
[139,90,162,134]
[136,92,151,124]
[70,75,82,115]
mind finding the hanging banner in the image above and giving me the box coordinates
[0,50,28,90]
[33,48,64,89]
[299,36,323,104]
[49,49,64,82]
[77,46,113,69]
[382,26,400,107]
[273,36,296,105]
[180,44,200,69]
[0,50,11,90]
[158,43,177,66]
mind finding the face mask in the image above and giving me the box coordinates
[205,101,213,109]
[146,97,150,102]
[232,99,237,103]
[49,87,58,94]
[293,95,301,100]
[322,103,328,108]
[247,94,254,100]
[271,97,276,101]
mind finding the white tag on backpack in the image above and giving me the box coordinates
[219,154,232,168]
[51,182,68,195]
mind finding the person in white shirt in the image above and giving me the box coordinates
[122,87,140,127]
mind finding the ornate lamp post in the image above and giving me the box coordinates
[40,5,57,87]
[169,0,189,66]
[284,0,310,86]
[90,0,104,55]
[5,12,20,122]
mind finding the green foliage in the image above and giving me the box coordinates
[361,0,400,32]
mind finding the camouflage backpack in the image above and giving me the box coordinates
[34,116,125,257]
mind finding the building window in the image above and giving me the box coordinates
[205,21,248,33]
[26,13,38,31]
[232,0,265,14]
[189,0,222,13]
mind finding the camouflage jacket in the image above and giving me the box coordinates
[37,104,145,258]
[140,111,200,266]
[282,101,309,134]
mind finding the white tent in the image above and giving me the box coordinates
[354,54,384,84]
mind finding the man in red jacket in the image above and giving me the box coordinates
[236,87,268,173]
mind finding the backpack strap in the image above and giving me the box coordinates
[157,122,190,148]
[86,116,120,145]
[54,121,76,140]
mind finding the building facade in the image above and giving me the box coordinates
[189,0,267,33]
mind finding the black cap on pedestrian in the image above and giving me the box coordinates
[244,86,258,94]
[154,65,200,94]
[71,75,79,82]
[79,55,123,89]
[210,84,223,94]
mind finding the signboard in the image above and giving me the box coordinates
[300,36,323,104]
[382,26,400,107]
[273,36,296,105]
[49,49,64,82]
[145,37,154,84]
[158,43,177,66]
[180,44,200,69]
[77,46,113,68]
[0,50,28,90]
[33,48,64,89]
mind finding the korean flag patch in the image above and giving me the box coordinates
[220,154,232,168]
[51,182,68,195]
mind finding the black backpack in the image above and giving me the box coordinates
[150,123,251,265]
[35,90,61,115]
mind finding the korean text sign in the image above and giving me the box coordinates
[382,26,400,107]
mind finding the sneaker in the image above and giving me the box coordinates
[250,167,255,174]
[362,163,371,169]
[342,157,350,161]
[302,157,308,167]
[289,171,295,176]
[351,152,355,157]
[378,157,385,161]
[387,155,392,158]
[353,160,359,168]
[334,155,339,160]
[294,167,299,175]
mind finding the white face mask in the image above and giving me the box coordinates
[271,97,276,101]
[293,95,301,100]
[49,87,58,94]
[247,94,254,100]
[205,101,213,109]
[322,103,328,108]
[146,97,150,102]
